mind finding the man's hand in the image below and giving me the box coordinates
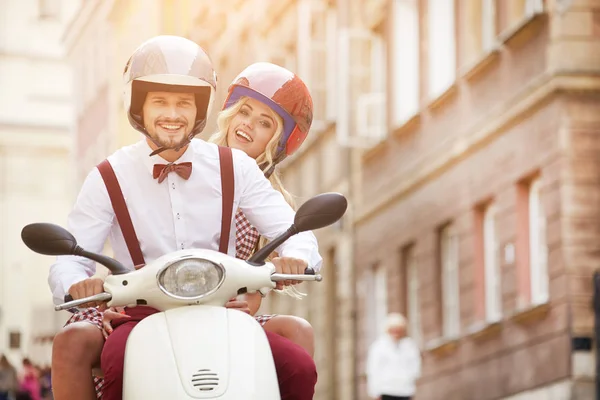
[225,297,251,315]
[101,307,130,339]
[67,278,106,309]
[271,257,308,289]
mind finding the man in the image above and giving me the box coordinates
[48,35,320,400]
[366,313,421,400]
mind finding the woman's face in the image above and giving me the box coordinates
[227,97,278,159]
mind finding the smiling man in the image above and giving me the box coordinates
[142,92,197,152]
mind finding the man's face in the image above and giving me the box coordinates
[142,92,197,149]
[388,324,406,341]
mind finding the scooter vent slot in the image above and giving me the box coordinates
[191,369,219,391]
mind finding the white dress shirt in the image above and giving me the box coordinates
[48,139,322,304]
[366,335,421,398]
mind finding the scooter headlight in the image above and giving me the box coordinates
[157,258,225,299]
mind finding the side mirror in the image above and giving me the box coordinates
[21,223,130,275]
[293,192,348,233]
[21,223,78,256]
[247,192,348,265]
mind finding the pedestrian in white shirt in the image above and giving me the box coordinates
[48,35,322,400]
[366,313,422,400]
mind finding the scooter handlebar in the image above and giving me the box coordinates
[271,273,322,282]
[59,269,319,311]
[55,292,112,311]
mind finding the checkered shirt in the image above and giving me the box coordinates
[235,210,261,260]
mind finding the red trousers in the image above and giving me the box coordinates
[100,306,317,400]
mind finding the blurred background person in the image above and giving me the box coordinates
[366,313,421,400]
[0,355,18,400]
[18,359,40,400]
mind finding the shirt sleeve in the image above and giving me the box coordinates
[407,338,422,380]
[235,151,323,271]
[365,340,383,398]
[47,167,115,305]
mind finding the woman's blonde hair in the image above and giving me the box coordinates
[209,96,296,210]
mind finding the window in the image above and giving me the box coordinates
[9,331,21,349]
[403,246,421,345]
[483,204,502,322]
[529,179,549,304]
[440,224,460,337]
[297,0,337,123]
[524,0,544,18]
[337,28,387,146]
[427,0,456,98]
[39,0,60,19]
[459,0,496,68]
[356,32,386,142]
[392,0,420,125]
[374,264,388,337]
[270,45,297,77]
[481,0,497,52]
[506,0,544,30]
[364,263,389,344]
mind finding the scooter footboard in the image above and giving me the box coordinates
[123,306,280,399]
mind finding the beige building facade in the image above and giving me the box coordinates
[0,0,80,367]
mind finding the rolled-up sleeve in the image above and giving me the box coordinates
[236,152,323,271]
[48,168,114,304]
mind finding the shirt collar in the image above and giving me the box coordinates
[139,139,195,177]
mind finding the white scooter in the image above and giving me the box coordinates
[21,192,347,399]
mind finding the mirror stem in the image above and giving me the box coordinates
[247,225,298,266]
[73,246,130,275]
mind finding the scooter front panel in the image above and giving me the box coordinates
[122,306,280,399]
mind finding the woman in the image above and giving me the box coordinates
[18,359,40,400]
[208,61,316,356]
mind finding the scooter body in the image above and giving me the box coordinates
[102,248,281,399]
[21,192,348,400]
[123,306,279,399]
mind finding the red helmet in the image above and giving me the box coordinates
[223,62,313,160]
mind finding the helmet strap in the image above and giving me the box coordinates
[260,151,287,179]
[262,164,276,179]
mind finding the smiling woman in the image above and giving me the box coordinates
[208,62,317,357]
[222,97,284,162]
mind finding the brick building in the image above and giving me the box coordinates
[355,0,600,399]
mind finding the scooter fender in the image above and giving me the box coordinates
[122,306,280,399]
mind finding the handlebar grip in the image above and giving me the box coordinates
[64,294,73,302]
[304,268,315,275]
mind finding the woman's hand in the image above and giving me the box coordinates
[225,297,251,315]
[101,307,130,339]
[271,257,308,288]
[225,292,263,316]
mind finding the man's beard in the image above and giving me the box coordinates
[150,132,189,149]
[146,119,192,149]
